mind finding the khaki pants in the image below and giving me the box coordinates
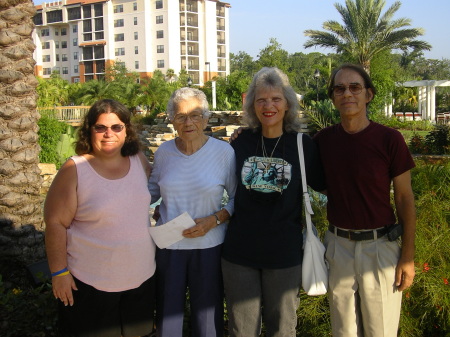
[324,230,403,337]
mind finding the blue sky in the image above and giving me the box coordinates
[32,0,450,60]
[229,0,450,60]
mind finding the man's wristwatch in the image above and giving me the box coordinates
[213,214,221,226]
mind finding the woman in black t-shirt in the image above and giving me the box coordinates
[222,67,326,337]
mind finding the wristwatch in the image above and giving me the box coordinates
[213,214,221,226]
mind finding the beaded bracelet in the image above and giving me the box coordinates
[51,267,69,277]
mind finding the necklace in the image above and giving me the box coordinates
[261,133,283,172]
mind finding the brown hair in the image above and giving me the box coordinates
[327,63,377,105]
[75,99,140,156]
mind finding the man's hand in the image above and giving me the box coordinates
[395,257,415,291]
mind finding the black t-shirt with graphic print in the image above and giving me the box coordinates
[222,129,326,269]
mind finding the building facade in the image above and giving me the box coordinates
[33,0,230,85]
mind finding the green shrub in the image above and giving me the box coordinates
[0,274,58,337]
[409,125,450,155]
[38,115,68,166]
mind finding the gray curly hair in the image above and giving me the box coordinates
[166,87,210,121]
[243,67,302,132]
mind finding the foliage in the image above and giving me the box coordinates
[0,274,58,337]
[56,125,77,166]
[409,125,450,155]
[38,113,71,167]
[399,159,450,336]
[303,0,431,72]
[304,99,340,132]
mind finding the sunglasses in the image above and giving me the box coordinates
[92,124,125,133]
[333,84,365,96]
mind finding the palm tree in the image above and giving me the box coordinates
[303,0,431,72]
[0,0,43,228]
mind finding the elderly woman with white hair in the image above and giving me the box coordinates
[148,87,236,337]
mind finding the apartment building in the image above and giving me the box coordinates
[33,0,230,85]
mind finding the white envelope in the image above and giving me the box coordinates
[148,212,195,249]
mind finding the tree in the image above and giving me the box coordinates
[303,0,431,72]
[230,51,256,75]
[256,38,290,74]
[0,0,43,228]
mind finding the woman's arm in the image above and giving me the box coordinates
[44,159,79,306]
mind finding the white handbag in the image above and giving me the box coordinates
[297,133,328,296]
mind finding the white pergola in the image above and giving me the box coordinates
[386,80,450,121]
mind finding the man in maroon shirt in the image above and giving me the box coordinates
[314,63,416,337]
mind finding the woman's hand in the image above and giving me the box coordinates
[52,273,78,306]
[229,127,244,142]
[182,216,217,238]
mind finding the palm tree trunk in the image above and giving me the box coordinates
[0,0,43,229]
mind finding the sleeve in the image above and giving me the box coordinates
[222,146,237,216]
[303,134,326,192]
[148,149,162,204]
[389,130,415,178]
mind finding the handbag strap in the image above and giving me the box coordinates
[297,133,314,232]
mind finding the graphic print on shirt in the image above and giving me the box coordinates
[241,156,291,193]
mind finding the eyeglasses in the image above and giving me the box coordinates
[173,113,204,123]
[93,124,125,133]
[333,84,365,96]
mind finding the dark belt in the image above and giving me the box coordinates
[329,224,388,241]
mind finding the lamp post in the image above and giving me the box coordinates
[314,69,320,102]
[187,76,192,87]
[205,61,211,82]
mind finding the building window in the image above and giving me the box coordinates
[114,33,124,42]
[73,24,78,33]
[55,29,59,36]
[62,67,68,75]
[42,42,50,49]
[156,15,163,24]
[43,68,51,75]
[42,55,50,62]
[94,3,103,16]
[62,54,68,61]
[73,38,78,46]
[156,0,163,9]
[56,54,60,61]
[62,41,67,48]
[135,46,138,54]
[115,48,125,56]
[61,28,67,36]
[156,30,163,38]
[95,32,104,40]
[74,52,78,60]
[114,19,124,27]
[133,2,137,10]
[157,45,164,53]
[134,17,138,25]
[55,41,60,49]
[83,33,92,41]
[135,61,139,69]
[157,60,164,68]
[83,5,91,18]
[134,32,138,40]
[74,65,79,73]
[41,28,49,36]
[113,4,123,13]
[68,7,81,20]
[53,67,60,74]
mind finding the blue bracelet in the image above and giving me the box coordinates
[51,267,68,277]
